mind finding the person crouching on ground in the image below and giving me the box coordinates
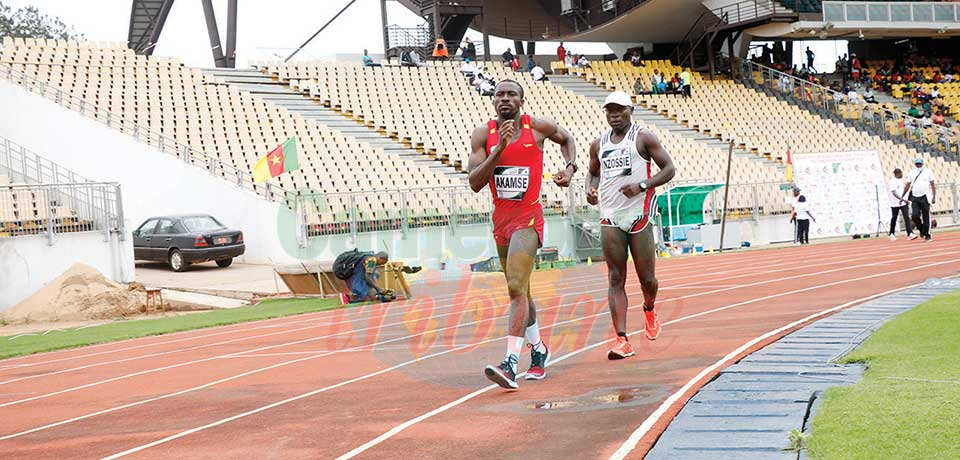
[341,251,391,304]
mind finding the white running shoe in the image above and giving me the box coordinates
[888,234,897,241]
[907,233,918,240]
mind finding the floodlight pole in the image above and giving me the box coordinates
[719,139,734,253]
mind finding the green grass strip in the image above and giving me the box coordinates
[808,289,960,460]
[0,297,342,360]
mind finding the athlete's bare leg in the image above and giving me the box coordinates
[602,226,630,335]
[496,245,537,328]
[497,228,539,337]
[628,224,658,310]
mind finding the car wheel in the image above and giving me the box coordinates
[169,249,188,272]
[216,258,233,268]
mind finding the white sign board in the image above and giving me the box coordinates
[793,150,890,238]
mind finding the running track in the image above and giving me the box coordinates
[2,233,959,460]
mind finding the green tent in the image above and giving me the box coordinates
[656,183,724,227]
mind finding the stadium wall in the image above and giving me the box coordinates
[0,80,308,266]
[0,232,132,310]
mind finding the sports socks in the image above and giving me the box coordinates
[506,336,524,372]
[525,321,547,353]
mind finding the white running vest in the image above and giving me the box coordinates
[598,124,651,218]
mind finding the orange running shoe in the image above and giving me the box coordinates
[607,336,635,360]
[644,308,661,340]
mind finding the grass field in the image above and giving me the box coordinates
[808,289,960,460]
[0,297,342,360]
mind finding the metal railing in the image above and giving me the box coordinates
[296,179,578,239]
[735,58,960,158]
[0,182,124,245]
[0,135,92,185]
[823,1,960,23]
[0,62,290,204]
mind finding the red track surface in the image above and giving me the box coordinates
[2,233,959,460]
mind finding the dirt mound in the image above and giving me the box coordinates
[2,264,154,324]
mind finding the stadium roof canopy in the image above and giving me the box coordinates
[396,0,708,44]
[127,0,175,55]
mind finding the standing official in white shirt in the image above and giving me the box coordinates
[905,158,936,241]
[887,168,916,240]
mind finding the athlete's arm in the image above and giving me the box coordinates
[930,179,937,204]
[621,130,675,197]
[467,122,509,193]
[586,138,600,205]
[533,116,577,187]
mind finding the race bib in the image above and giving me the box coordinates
[493,166,530,200]
[601,148,632,179]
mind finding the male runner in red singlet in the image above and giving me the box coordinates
[587,91,675,359]
[468,79,577,390]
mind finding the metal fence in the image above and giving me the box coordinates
[0,182,124,244]
[735,58,960,158]
[0,62,289,203]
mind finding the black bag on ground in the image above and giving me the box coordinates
[333,249,372,280]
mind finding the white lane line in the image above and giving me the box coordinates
[0,242,898,394]
[0,242,920,387]
[0,239,893,371]
[606,284,919,460]
[332,259,956,460]
[103,257,960,460]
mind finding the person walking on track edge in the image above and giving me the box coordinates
[468,79,577,390]
[586,91,676,359]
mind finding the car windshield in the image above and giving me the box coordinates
[181,216,224,233]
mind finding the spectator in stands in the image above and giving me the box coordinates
[564,51,575,69]
[863,86,877,104]
[461,58,478,79]
[908,105,921,118]
[932,110,945,126]
[400,49,415,67]
[651,70,662,94]
[851,54,862,83]
[633,76,645,95]
[530,62,547,82]
[462,37,477,61]
[681,68,692,98]
[630,50,645,67]
[847,87,860,105]
[511,55,522,72]
[931,86,940,101]
[409,49,428,67]
[362,49,381,67]
[671,73,681,94]
[502,49,515,67]
[577,54,592,69]
[526,55,536,72]
[806,46,815,71]
[557,42,566,63]
[479,77,496,96]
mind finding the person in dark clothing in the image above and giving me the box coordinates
[340,251,390,304]
[806,46,815,71]
[502,49,514,67]
[463,37,477,61]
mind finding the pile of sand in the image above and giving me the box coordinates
[2,264,156,324]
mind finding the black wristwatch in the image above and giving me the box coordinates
[565,161,578,174]
[639,181,649,191]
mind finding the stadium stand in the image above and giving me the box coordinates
[0,37,477,230]
[256,59,792,217]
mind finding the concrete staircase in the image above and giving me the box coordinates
[201,68,464,178]
[550,74,785,171]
